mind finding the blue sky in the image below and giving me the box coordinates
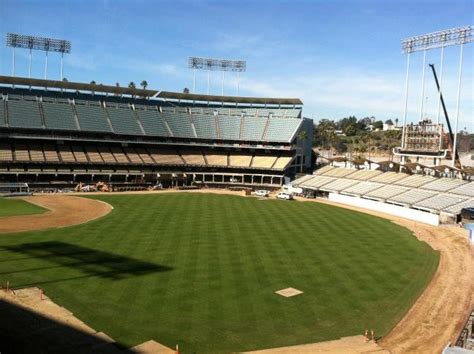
[0,0,472,131]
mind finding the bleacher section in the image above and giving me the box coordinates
[293,166,473,217]
[192,114,217,139]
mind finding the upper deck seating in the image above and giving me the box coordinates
[135,105,170,137]
[163,111,195,138]
[106,104,143,135]
[75,100,111,132]
[241,117,266,141]
[42,99,77,131]
[7,96,43,129]
[264,118,300,142]
[192,114,217,139]
[252,155,277,169]
[218,116,241,140]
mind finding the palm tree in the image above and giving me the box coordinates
[140,80,148,90]
[298,130,308,173]
[128,81,136,89]
[90,80,96,95]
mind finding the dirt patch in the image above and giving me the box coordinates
[295,196,473,354]
[0,195,112,233]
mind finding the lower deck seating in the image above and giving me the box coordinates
[58,146,76,162]
[205,152,228,166]
[14,144,30,161]
[148,149,183,165]
[252,155,277,169]
[229,154,253,167]
[180,151,205,165]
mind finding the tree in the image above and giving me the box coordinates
[314,119,336,150]
[183,87,190,94]
[62,77,68,82]
[90,81,96,85]
[128,82,136,89]
[140,80,148,90]
[395,118,399,126]
[373,120,383,130]
[343,123,357,136]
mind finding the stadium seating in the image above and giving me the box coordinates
[106,104,143,135]
[320,178,359,192]
[97,147,116,163]
[58,146,76,162]
[345,169,382,181]
[389,189,437,205]
[123,147,143,164]
[414,194,469,211]
[29,145,45,161]
[14,144,30,161]
[272,156,293,170]
[229,154,253,167]
[42,100,78,131]
[241,117,267,141]
[43,146,60,162]
[75,101,112,132]
[205,152,228,166]
[252,155,277,169]
[180,151,206,165]
[0,143,12,161]
[364,185,410,201]
[135,105,170,136]
[72,146,89,163]
[85,146,104,163]
[135,147,155,164]
[314,165,335,175]
[394,174,435,188]
[449,182,474,197]
[369,171,409,184]
[7,96,43,129]
[443,198,474,215]
[163,111,195,138]
[264,118,300,142]
[148,149,183,165]
[302,175,336,189]
[342,181,384,196]
[322,167,357,178]
[218,116,241,140]
[192,114,217,139]
[110,147,129,163]
[420,177,468,192]
[0,98,5,127]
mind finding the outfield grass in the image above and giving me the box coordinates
[0,197,47,217]
[0,193,438,353]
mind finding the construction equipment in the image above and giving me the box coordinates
[429,63,461,168]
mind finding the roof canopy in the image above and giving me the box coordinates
[0,75,303,106]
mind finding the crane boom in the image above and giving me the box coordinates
[428,63,461,168]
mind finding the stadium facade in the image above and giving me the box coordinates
[0,76,313,190]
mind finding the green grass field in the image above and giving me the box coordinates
[0,197,47,217]
[0,193,438,353]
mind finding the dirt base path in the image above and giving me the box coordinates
[295,197,473,354]
[0,195,112,233]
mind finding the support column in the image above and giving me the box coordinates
[452,41,465,167]
[401,51,411,149]
[419,47,427,121]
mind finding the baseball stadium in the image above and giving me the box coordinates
[0,5,473,354]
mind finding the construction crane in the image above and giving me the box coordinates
[428,63,461,169]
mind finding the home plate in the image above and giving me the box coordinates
[275,287,303,297]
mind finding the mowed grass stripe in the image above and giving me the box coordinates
[0,197,47,217]
[0,193,438,353]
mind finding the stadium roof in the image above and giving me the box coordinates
[0,75,303,105]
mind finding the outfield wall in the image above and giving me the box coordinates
[328,193,440,226]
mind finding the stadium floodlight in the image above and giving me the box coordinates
[6,33,71,80]
[188,56,247,96]
[399,25,472,167]
[401,25,472,53]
